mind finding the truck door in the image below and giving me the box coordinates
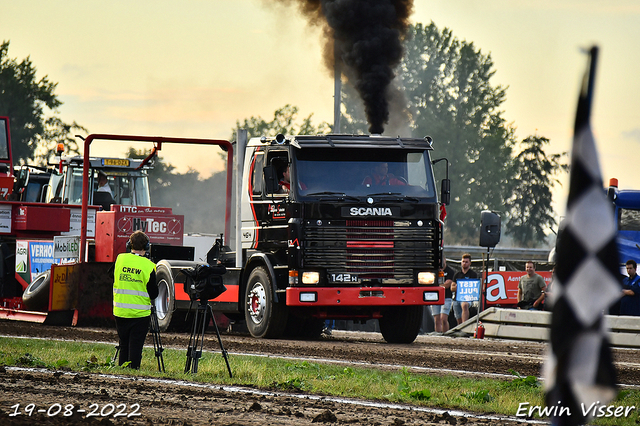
[242,148,265,250]
[262,150,290,247]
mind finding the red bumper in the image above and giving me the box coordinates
[286,286,444,307]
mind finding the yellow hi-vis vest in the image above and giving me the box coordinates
[113,253,156,318]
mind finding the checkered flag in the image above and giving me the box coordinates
[544,46,620,425]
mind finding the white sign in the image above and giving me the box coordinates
[53,236,80,259]
[0,204,11,234]
[61,208,95,237]
[15,241,27,273]
[456,279,481,302]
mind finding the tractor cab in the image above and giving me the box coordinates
[47,156,152,210]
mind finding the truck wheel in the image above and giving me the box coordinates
[244,267,287,338]
[299,318,324,340]
[284,315,324,340]
[154,265,175,332]
[21,270,51,311]
[378,306,423,344]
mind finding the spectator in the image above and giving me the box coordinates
[543,266,555,312]
[620,259,640,316]
[431,258,454,334]
[451,253,478,324]
[517,261,546,310]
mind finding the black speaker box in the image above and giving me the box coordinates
[479,210,501,247]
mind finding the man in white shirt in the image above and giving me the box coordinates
[97,172,113,196]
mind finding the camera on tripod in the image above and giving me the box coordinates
[181,235,227,302]
[180,235,232,377]
[182,264,227,301]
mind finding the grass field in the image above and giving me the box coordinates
[0,336,637,425]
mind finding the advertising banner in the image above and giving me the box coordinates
[15,240,78,287]
[53,236,80,259]
[62,208,96,237]
[0,204,11,234]
[49,264,78,311]
[485,271,553,306]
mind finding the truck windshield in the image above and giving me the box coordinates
[62,166,152,207]
[618,208,640,263]
[293,148,436,199]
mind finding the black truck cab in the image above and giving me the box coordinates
[237,134,448,343]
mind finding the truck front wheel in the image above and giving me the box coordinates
[244,267,287,338]
[154,265,175,332]
[378,306,423,344]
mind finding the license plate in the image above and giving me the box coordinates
[328,273,360,283]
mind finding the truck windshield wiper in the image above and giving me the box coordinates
[366,192,420,202]
[306,191,360,201]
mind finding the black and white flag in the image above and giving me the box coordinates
[544,46,620,425]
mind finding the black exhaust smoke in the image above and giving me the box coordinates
[278,0,413,134]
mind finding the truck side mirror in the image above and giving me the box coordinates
[440,178,450,206]
[263,165,278,194]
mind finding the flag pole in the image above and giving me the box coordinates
[544,45,620,426]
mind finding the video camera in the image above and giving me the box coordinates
[182,263,226,302]
[181,235,227,302]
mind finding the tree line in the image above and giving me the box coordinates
[0,22,567,247]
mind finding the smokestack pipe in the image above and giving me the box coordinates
[333,39,341,134]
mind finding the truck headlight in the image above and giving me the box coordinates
[418,272,435,285]
[302,271,320,284]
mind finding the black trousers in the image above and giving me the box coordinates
[115,315,150,369]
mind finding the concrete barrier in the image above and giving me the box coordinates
[446,307,640,348]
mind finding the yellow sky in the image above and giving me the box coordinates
[2,0,639,218]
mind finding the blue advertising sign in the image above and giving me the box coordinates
[29,241,56,275]
[456,279,481,302]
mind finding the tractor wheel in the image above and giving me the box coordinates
[154,264,175,332]
[22,270,51,312]
[244,266,287,338]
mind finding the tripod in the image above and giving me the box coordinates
[184,299,232,377]
[149,306,165,373]
[112,307,165,372]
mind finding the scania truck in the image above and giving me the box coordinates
[163,133,450,343]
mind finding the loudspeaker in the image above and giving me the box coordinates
[479,210,501,247]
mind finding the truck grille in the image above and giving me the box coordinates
[303,219,437,281]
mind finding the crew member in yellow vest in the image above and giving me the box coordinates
[113,230,158,369]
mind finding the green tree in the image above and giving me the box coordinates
[402,23,517,243]
[508,135,568,246]
[125,147,229,235]
[339,82,369,134]
[341,23,555,245]
[0,40,82,164]
[122,104,330,238]
[230,104,331,141]
[32,117,86,165]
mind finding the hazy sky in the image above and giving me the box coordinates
[2,1,639,218]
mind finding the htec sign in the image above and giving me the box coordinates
[53,236,80,259]
[115,212,184,245]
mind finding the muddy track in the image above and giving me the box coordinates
[0,320,638,425]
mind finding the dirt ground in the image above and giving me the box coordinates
[0,320,638,425]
